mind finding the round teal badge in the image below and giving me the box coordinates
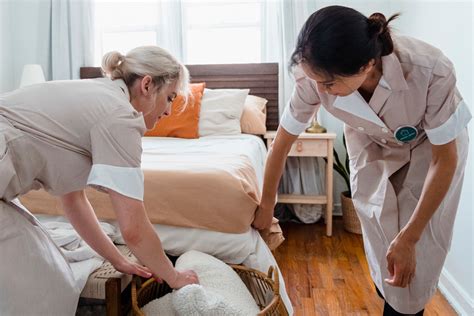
[394,126,418,143]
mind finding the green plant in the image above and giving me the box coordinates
[324,134,351,195]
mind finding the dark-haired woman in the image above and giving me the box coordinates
[252,5,471,315]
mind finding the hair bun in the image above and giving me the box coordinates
[368,12,388,36]
[101,51,125,75]
[367,12,399,56]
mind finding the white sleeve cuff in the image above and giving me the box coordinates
[425,100,472,145]
[87,164,144,201]
[280,104,310,135]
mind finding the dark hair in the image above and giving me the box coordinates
[290,6,400,77]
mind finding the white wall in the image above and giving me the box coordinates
[387,1,473,314]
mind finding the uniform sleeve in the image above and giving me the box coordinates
[423,54,472,145]
[280,65,321,136]
[87,108,146,201]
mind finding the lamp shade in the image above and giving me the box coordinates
[19,64,46,88]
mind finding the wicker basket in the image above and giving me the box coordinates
[131,265,287,316]
[340,191,362,235]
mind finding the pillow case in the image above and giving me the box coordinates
[240,95,268,135]
[145,82,205,138]
[198,88,249,137]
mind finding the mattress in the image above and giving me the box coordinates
[21,134,268,234]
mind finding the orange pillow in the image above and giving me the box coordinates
[145,83,205,138]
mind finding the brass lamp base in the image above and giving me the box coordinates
[306,119,327,133]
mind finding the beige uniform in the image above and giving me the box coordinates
[0,78,146,315]
[280,36,471,313]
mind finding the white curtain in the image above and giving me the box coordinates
[0,1,13,93]
[51,0,95,80]
[262,0,327,223]
[5,0,94,88]
[262,0,318,118]
[157,0,185,61]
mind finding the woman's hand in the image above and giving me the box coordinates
[112,257,152,279]
[168,270,200,289]
[384,231,417,288]
[252,204,274,230]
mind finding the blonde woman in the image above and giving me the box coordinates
[0,46,198,315]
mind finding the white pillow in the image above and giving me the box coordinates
[174,250,260,316]
[199,88,249,136]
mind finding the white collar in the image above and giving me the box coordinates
[333,76,390,128]
[379,76,391,90]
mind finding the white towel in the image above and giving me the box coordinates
[172,284,242,316]
[141,251,260,316]
[142,293,175,316]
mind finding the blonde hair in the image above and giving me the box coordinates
[101,46,189,98]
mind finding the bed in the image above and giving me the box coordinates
[21,63,280,235]
[19,63,293,314]
[23,134,267,234]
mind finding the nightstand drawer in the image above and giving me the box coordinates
[288,139,329,157]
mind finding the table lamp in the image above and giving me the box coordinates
[306,116,327,133]
[19,64,45,88]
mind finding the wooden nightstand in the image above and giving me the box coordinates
[264,131,336,236]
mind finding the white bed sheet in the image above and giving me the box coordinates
[142,134,267,190]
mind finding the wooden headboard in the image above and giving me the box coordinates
[80,63,279,131]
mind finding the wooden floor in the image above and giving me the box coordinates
[273,218,457,316]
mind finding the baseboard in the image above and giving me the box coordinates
[438,267,474,315]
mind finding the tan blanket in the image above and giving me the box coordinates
[22,151,266,230]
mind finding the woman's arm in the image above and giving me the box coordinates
[403,140,458,241]
[60,191,151,278]
[107,190,198,289]
[385,139,458,287]
[252,127,299,230]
